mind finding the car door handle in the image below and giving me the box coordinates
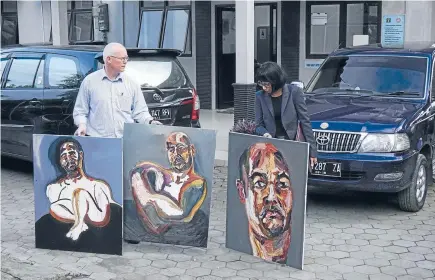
[29,100,41,106]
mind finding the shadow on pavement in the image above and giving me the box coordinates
[1,156,33,174]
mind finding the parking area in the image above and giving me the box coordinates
[1,158,435,280]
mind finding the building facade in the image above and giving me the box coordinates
[2,0,435,117]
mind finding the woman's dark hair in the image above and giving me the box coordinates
[255,61,288,92]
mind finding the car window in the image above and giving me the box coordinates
[1,53,10,78]
[48,55,80,88]
[307,55,428,98]
[4,57,42,89]
[123,56,187,89]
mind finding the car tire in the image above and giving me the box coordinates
[398,154,429,212]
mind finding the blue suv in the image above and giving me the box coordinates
[302,43,435,212]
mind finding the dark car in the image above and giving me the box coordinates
[0,44,200,162]
[299,43,435,212]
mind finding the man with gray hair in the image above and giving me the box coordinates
[73,42,161,137]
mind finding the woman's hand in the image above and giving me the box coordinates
[310,157,318,169]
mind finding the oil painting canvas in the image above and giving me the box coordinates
[225,132,309,269]
[33,134,123,255]
[123,123,216,248]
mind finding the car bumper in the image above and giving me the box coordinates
[308,151,418,193]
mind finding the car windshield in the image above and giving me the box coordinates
[306,55,428,98]
[100,56,187,89]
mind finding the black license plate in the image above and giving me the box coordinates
[150,108,171,120]
[311,162,342,177]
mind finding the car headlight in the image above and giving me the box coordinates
[358,133,410,153]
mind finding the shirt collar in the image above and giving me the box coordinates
[101,66,123,82]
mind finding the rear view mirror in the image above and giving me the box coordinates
[291,81,304,89]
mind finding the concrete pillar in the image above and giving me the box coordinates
[17,1,45,44]
[233,0,256,124]
[51,0,68,45]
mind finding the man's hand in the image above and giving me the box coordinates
[151,120,163,125]
[310,157,318,169]
[263,133,272,138]
[74,124,87,136]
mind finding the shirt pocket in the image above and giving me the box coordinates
[117,93,133,112]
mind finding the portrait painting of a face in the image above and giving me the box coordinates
[123,123,216,247]
[33,134,123,255]
[226,132,309,269]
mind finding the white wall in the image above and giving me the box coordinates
[17,1,47,43]
[298,1,435,86]
[382,1,435,43]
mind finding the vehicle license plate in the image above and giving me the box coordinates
[311,161,342,177]
[150,108,171,120]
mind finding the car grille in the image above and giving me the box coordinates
[313,130,362,152]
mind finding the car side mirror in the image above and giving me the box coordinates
[291,81,304,89]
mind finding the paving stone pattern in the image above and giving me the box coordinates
[1,162,435,280]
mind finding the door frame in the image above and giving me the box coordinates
[214,3,278,109]
[215,5,235,109]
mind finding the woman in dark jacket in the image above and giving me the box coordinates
[255,61,318,168]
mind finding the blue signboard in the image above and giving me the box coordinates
[381,15,405,48]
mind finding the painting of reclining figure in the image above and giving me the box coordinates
[225,132,309,269]
[123,123,216,247]
[33,135,123,255]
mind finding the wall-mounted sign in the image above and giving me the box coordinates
[311,13,327,25]
[259,28,267,40]
[381,15,405,48]
[304,59,324,69]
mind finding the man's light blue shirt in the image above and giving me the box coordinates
[73,68,153,138]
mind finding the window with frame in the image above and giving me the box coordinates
[138,0,192,56]
[1,53,10,79]
[306,1,381,59]
[4,57,43,89]
[48,55,81,89]
[68,1,94,43]
[1,1,19,46]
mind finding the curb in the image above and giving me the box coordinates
[214,158,228,167]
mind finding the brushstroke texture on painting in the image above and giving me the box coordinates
[123,124,216,248]
[225,132,308,269]
[130,132,207,233]
[33,135,123,255]
[236,142,293,264]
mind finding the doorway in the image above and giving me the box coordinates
[215,3,277,109]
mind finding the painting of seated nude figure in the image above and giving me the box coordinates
[33,135,123,255]
[123,124,216,248]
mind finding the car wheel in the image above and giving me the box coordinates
[398,154,428,212]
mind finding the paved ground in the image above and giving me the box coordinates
[1,158,435,280]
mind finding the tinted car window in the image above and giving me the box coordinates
[1,53,10,78]
[4,57,41,88]
[307,55,428,98]
[48,55,80,88]
[123,56,187,89]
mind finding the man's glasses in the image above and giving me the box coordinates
[257,81,271,88]
[110,56,129,62]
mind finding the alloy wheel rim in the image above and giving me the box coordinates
[416,165,426,203]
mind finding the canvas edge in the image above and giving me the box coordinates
[300,142,310,271]
[228,131,310,270]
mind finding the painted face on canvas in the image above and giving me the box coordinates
[238,143,293,238]
[166,132,194,172]
[59,142,81,172]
